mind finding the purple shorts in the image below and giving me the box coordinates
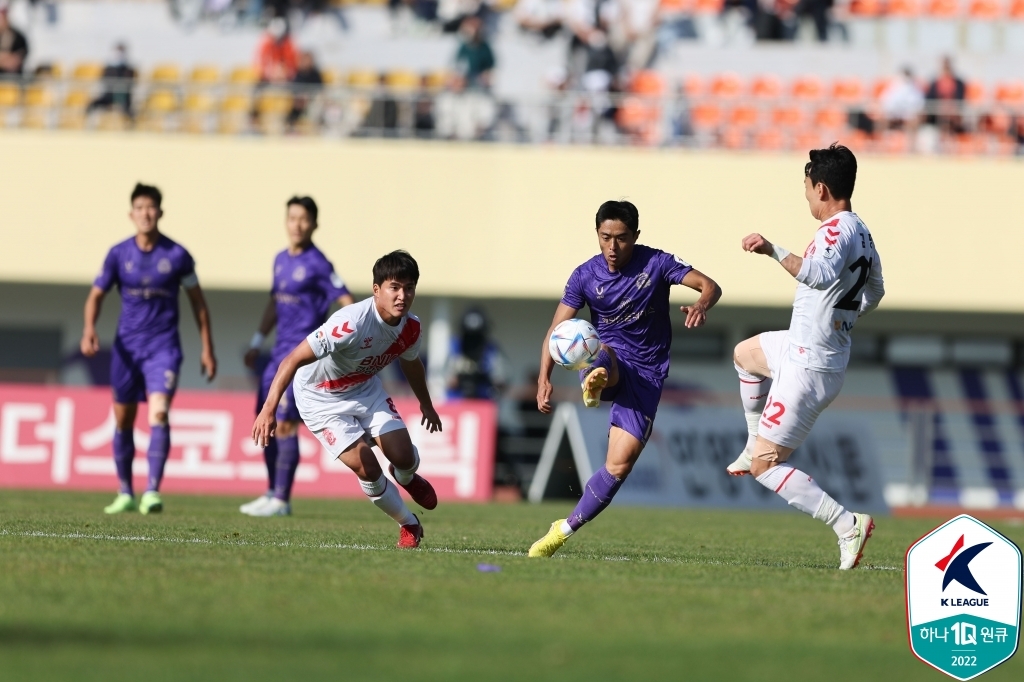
[110,338,182,404]
[258,357,301,422]
[597,361,662,445]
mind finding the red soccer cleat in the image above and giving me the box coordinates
[389,464,438,510]
[397,515,423,549]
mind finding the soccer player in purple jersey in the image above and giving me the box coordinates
[239,196,354,517]
[528,200,722,557]
[81,183,217,515]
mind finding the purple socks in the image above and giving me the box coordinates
[146,424,170,492]
[273,435,300,502]
[567,466,623,531]
[113,428,135,495]
[578,348,612,386]
[263,437,279,488]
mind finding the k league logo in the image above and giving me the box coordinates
[906,515,1022,680]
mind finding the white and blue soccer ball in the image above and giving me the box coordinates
[548,319,601,370]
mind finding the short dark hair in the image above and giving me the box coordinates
[286,195,318,224]
[131,183,162,208]
[804,144,857,200]
[595,200,639,233]
[373,250,419,286]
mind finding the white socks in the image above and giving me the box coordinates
[360,475,417,527]
[559,521,574,536]
[391,446,420,486]
[756,464,855,537]
[736,364,770,452]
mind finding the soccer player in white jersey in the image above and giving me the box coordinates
[252,251,441,548]
[726,144,885,570]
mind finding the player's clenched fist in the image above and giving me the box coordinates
[741,233,775,256]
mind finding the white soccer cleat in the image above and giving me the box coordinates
[247,497,291,517]
[838,513,875,570]
[239,492,274,515]
[726,448,753,476]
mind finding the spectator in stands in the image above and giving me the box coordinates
[436,72,496,140]
[445,308,507,400]
[925,56,966,134]
[256,17,298,85]
[516,0,565,39]
[455,15,495,90]
[86,43,137,120]
[880,67,924,130]
[438,0,493,34]
[788,0,831,42]
[286,50,323,130]
[566,0,623,79]
[0,5,28,78]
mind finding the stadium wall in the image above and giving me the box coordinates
[2,131,1023,313]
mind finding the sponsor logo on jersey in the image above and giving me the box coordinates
[157,258,172,274]
[125,261,135,272]
[595,285,605,299]
[331,322,355,338]
[292,266,306,282]
[361,337,373,349]
[834,319,856,332]
[315,330,330,353]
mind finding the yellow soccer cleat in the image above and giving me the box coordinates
[581,367,608,408]
[528,519,570,558]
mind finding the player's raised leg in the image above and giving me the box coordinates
[728,335,772,476]
[579,344,619,408]
[376,428,437,510]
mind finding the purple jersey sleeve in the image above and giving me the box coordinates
[317,260,350,301]
[660,252,693,285]
[560,266,586,310]
[179,249,199,289]
[93,247,120,292]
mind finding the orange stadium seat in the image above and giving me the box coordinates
[791,76,824,101]
[952,133,987,155]
[710,73,743,99]
[965,81,986,103]
[849,0,882,14]
[771,105,805,128]
[872,78,892,100]
[228,66,258,85]
[689,102,721,129]
[814,107,847,130]
[680,74,703,98]
[887,0,921,16]
[994,81,1024,105]
[831,78,865,103]
[631,70,665,96]
[693,0,725,13]
[720,126,747,149]
[149,64,181,83]
[924,0,961,17]
[728,104,760,128]
[750,75,782,99]
[754,128,785,151]
[879,131,911,154]
[660,0,696,11]
[71,62,104,82]
[967,0,1001,17]
[794,130,825,150]
[189,65,221,84]
[1010,0,1024,16]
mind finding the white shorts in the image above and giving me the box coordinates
[756,330,845,450]
[295,377,408,457]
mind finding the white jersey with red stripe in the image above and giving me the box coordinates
[293,298,422,427]
[787,210,884,373]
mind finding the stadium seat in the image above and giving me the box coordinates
[814,107,847,130]
[145,90,179,113]
[630,70,665,96]
[384,70,421,91]
[689,102,721,129]
[347,70,379,90]
[887,0,921,16]
[680,74,703,98]
[692,0,725,13]
[720,126,747,149]
[728,104,759,129]
[0,82,20,108]
[189,65,221,84]
[967,0,1001,18]
[220,93,252,112]
[1010,0,1024,16]
[149,64,181,84]
[23,84,53,109]
[321,69,341,86]
[849,0,882,14]
[951,133,987,155]
[794,130,825,150]
[791,76,824,101]
[879,131,911,154]
[257,91,293,115]
[754,128,785,150]
[184,91,216,112]
[710,73,743,99]
[424,70,450,91]
[228,66,258,85]
[750,75,782,99]
[771,106,805,129]
[71,62,104,82]
[831,78,865,103]
[924,0,961,17]
[995,82,1024,105]
[872,78,892,100]
[63,89,91,109]
[965,81,987,103]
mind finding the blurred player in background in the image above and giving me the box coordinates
[727,144,885,570]
[529,200,722,557]
[81,183,217,515]
[240,196,354,517]
[252,251,441,548]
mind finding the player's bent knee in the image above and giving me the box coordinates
[605,461,632,479]
[340,442,382,481]
[734,337,769,377]
[277,420,299,438]
[751,437,793,477]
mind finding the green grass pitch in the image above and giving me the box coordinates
[1,490,1022,682]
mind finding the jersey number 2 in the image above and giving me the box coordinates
[834,256,872,311]
[763,399,785,425]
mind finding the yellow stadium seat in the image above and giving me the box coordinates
[146,90,179,113]
[72,62,104,81]
[347,69,379,89]
[321,69,341,86]
[220,93,252,112]
[23,85,53,108]
[0,83,20,107]
[229,66,259,85]
[189,65,221,84]
[384,70,420,91]
[424,70,450,91]
[64,90,91,109]
[150,64,181,84]
[184,92,217,112]
[257,91,292,115]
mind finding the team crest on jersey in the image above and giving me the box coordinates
[125,261,135,273]
[292,266,306,282]
[361,337,373,349]
[322,428,336,446]
[635,272,651,290]
[823,246,837,259]
[157,258,172,274]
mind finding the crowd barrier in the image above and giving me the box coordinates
[0,384,496,501]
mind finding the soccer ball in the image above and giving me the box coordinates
[548,319,601,370]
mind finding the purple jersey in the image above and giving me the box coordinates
[271,245,349,360]
[94,235,198,355]
[561,244,692,381]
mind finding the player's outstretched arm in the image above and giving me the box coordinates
[741,233,803,278]
[244,298,278,369]
[81,286,106,357]
[185,285,218,381]
[252,340,316,447]
[678,269,722,329]
[537,303,579,414]
[398,358,442,433]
